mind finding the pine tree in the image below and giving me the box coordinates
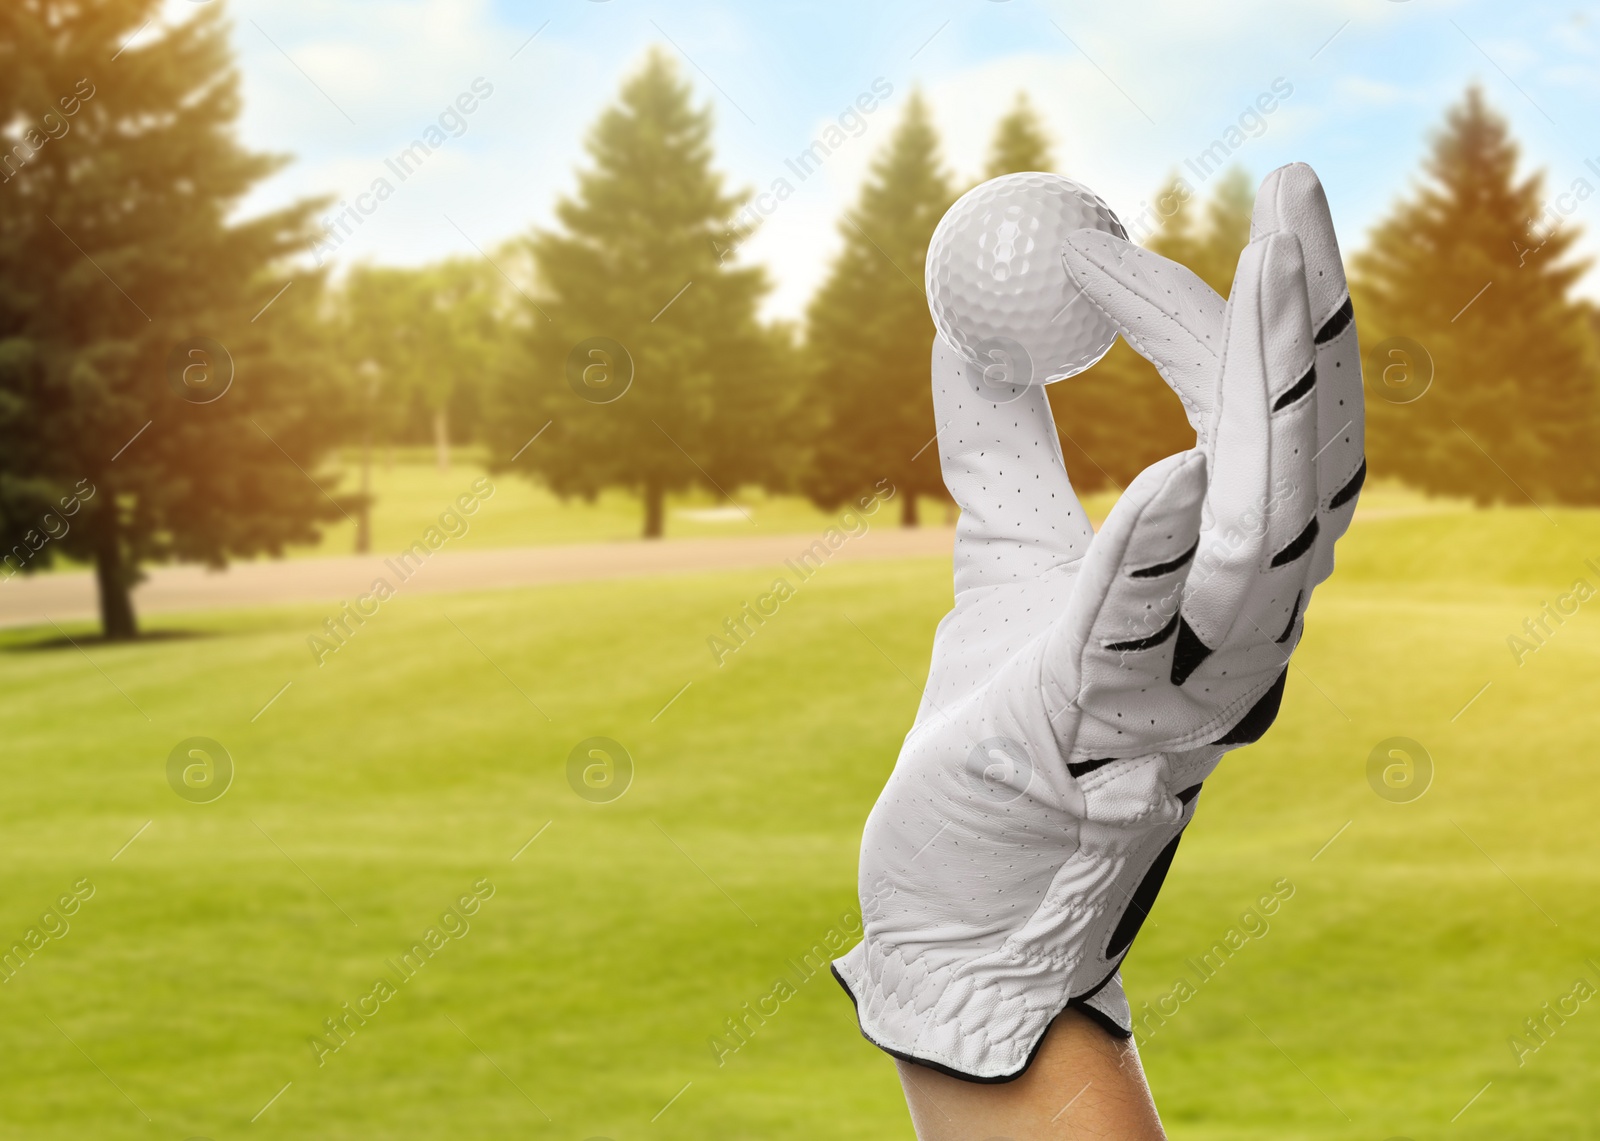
[804,91,955,525]
[1182,166,1254,297]
[0,1,341,638]
[1127,165,1254,298]
[1138,172,1204,268]
[1353,86,1600,505]
[489,49,776,538]
[985,92,1055,178]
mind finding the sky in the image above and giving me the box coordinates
[153,0,1600,317]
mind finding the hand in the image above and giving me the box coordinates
[832,163,1366,1082]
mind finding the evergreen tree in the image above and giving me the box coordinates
[1139,172,1203,269]
[804,91,955,525]
[0,0,341,638]
[1183,166,1254,296]
[1353,86,1600,504]
[489,49,776,538]
[1131,166,1254,298]
[984,92,1055,178]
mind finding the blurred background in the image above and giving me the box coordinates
[1,0,1597,1138]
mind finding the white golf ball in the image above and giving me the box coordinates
[926,171,1126,385]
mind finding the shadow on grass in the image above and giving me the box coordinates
[0,627,220,653]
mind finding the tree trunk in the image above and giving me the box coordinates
[355,427,372,554]
[433,406,450,472]
[92,499,138,641]
[643,480,665,539]
[901,492,919,528]
[358,367,377,553]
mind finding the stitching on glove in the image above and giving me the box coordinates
[1129,539,1199,579]
[1066,756,1116,777]
[1065,248,1213,426]
[1275,591,1303,643]
[1268,516,1319,567]
[1104,830,1187,957]
[1071,648,1292,757]
[1073,757,1185,835]
[1074,754,1150,793]
[1271,362,1317,411]
[1313,295,1354,343]
[991,941,1091,971]
[1134,663,1292,754]
[1103,611,1179,652]
[1211,669,1289,745]
[1326,456,1366,511]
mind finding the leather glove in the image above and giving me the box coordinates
[832,163,1366,1082]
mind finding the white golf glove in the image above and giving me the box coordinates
[832,164,1365,1081]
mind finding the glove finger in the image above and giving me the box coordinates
[1250,163,1366,587]
[1061,231,1226,441]
[1042,448,1206,753]
[932,336,1096,596]
[1174,230,1319,694]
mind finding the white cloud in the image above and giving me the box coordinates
[196,0,1600,311]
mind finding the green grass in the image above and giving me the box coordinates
[290,446,970,555]
[295,449,1460,557]
[0,501,1596,1138]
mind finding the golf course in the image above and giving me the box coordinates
[1,461,1596,1140]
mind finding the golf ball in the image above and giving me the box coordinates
[926,171,1127,385]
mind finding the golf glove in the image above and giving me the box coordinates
[832,163,1366,1081]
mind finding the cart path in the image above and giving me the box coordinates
[0,525,961,630]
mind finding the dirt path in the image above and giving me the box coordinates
[0,525,960,631]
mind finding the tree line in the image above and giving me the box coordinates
[2,2,1597,639]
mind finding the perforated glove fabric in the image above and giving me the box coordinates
[832,164,1366,1082]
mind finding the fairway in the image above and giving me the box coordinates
[1,502,1597,1139]
[291,448,974,556]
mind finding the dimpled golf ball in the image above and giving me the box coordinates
[926,171,1127,384]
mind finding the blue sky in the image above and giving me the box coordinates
[159,0,1600,316]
